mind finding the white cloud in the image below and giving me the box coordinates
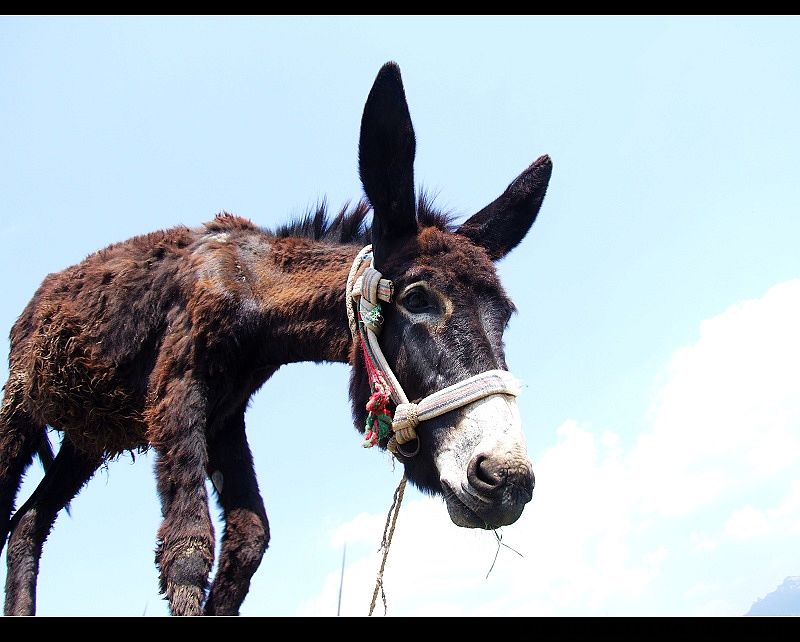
[630,280,800,518]
[302,279,800,616]
[689,531,718,553]
[724,506,771,541]
[721,480,800,542]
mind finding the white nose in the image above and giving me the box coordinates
[435,394,533,528]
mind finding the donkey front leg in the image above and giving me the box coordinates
[204,408,270,615]
[150,376,215,616]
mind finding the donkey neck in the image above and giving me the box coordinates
[248,235,357,365]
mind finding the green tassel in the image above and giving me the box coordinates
[376,413,392,440]
[363,302,383,326]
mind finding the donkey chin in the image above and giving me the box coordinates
[434,395,534,529]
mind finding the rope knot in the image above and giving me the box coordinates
[355,267,393,334]
[361,267,383,305]
[392,402,419,445]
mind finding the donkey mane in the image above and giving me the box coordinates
[271,193,456,244]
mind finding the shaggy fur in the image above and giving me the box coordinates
[0,62,552,616]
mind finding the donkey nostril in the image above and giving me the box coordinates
[468,454,504,494]
[477,457,501,487]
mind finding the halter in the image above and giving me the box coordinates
[346,245,521,457]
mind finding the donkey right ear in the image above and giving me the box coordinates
[457,155,552,261]
[359,62,418,268]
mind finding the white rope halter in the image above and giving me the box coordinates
[346,245,521,456]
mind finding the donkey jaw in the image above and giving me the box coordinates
[434,395,534,529]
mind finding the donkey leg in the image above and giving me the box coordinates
[151,378,214,616]
[4,438,99,616]
[0,380,46,555]
[204,410,270,615]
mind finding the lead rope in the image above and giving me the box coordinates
[368,474,407,616]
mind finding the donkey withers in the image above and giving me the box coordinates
[0,62,552,615]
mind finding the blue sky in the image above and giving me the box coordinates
[1,16,798,616]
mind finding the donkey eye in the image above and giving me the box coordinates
[402,287,436,314]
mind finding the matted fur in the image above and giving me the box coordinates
[0,62,551,616]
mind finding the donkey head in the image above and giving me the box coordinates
[351,63,552,529]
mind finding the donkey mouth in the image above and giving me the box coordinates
[441,481,495,529]
[442,480,529,529]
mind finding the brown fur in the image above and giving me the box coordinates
[0,62,552,615]
[0,213,366,615]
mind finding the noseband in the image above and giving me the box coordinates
[346,245,520,458]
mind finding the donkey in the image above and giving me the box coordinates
[0,62,552,616]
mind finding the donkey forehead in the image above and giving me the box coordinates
[395,228,508,295]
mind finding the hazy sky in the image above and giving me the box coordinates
[1,16,798,616]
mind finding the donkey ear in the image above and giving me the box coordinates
[457,155,553,261]
[359,62,417,268]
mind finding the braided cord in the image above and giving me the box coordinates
[368,474,407,616]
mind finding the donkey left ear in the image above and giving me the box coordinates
[457,155,553,261]
[359,62,418,269]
